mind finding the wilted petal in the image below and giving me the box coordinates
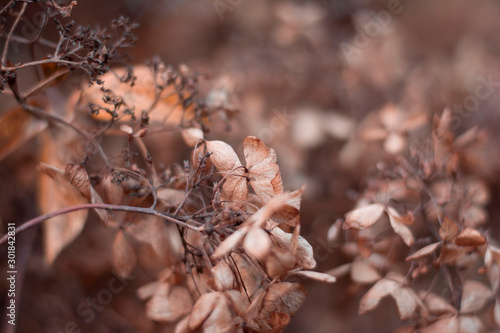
[344,204,385,230]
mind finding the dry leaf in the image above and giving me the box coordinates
[244,227,272,260]
[147,284,193,323]
[439,217,459,242]
[460,280,494,314]
[289,270,337,283]
[406,242,441,261]
[210,262,236,291]
[350,260,381,284]
[0,105,47,161]
[455,228,486,247]
[38,134,88,264]
[359,278,399,314]
[81,65,194,125]
[458,316,485,333]
[418,291,456,315]
[212,228,248,258]
[420,316,459,332]
[390,287,419,320]
[344,203,385,230]
[387,207,414,247]
[243,136,283,203]
[181,128,204,147]
[271,227,316,269]
[112,231,136,278]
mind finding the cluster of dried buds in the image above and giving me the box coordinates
[329,109,500,332]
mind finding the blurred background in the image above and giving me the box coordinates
[2,0,500,332]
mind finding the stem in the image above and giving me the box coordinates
[0,203,203,246]
[1,2,27,68]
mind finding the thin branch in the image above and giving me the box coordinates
[0,203,204,246]
[1,1,28,68]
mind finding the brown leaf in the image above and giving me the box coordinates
[327,218,343,243]
[420,316,459,332]
[112,231,136,278]
[350,260,381,284]
[406,242,441,261]
[390,287,419,320]
[206,140,243,173]
[189,292,237,333]
[418,291,456,316]
[181,127,204,147]
[244,227,272,260]
[455,228,486,247]
[458,316,485,333]
[344,203,385,230]
[262,282,306,317]
[38,134,88,264]
[147,284,193,323]
[326,263,352,279]
[289,270,337,283]
[212,228,248,258]
[387,207,414,247]
[460,280,494,314]
[188,292,220,329]
[271,227,316,269]
[243,136,283,203]
[81,65,194,125]
[0,105,47,161]
[439,217,459,242]
[210,262,236,291]
[359,278,399,314]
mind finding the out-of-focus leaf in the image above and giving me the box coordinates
[406,242,441,261]
[350,259,381,284]
[112,231,136,278]
[387,207,414,247]
[344,203,385,230]
[460,280,494,314]
[439,217,459,241]
[38,133,88,264]
[455,228,486,247]
[0,105,47,161]
[359,278,399,314]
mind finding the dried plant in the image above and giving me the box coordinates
[0,1,334,332]
[329,108,500,332]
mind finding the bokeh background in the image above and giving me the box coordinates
[2,0,500,332]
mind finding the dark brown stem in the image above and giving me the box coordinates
[0,203,203,246]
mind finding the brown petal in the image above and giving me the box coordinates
[211,262,236,291]
[113,231,136,278]
[344,203,385,230]
[439,217,459,242]
[243,136,283,202]
[460,280,494,314]
[181,128,204,147]
[147,284,193,323]
[455,228,486,247]
[244,227,272,260]
[350,259,381,284]
[406,242,441,261]
[188,292,221,329]
[359,278,399,314]
[418,291,456,316]
[206,140,243,173]
[387,207,414,247]
[212,228,248,258]
[289,270,336,283]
